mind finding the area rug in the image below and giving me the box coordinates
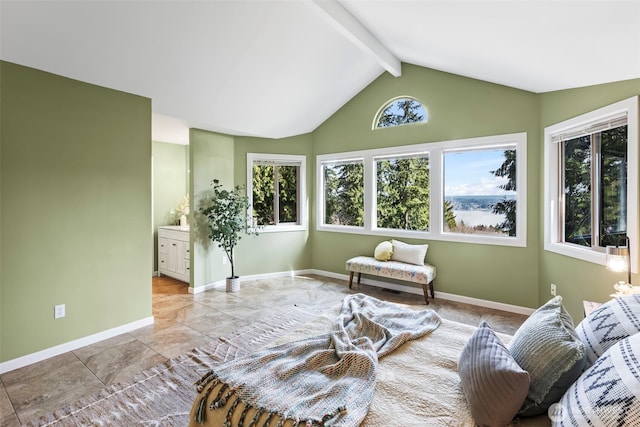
[190,294,442,426]
[28,300,550,427]
[26,305,325,427]
[263,307,550,427]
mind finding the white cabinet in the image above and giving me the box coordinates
[158,226,190,283]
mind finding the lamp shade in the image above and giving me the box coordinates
[606,245,630,273]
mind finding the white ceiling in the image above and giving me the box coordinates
[2,1,639,143]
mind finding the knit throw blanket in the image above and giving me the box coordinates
[191,293,441,426]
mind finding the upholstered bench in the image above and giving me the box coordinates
[346,255,436,304]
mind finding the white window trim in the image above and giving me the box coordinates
[247,153,307,233]
[543,96,639,272]
[316,132,527,247]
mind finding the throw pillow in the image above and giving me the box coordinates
[390,239,428,266]
[373,241,393,261]
[459,321,530,427]
[508,296,586,417]
[575,294,640,369]
[552,333,640,426]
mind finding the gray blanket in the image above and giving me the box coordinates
[192,293,441,426]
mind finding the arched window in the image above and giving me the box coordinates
[373,97,428,129]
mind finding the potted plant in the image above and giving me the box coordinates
[200,179,259,292]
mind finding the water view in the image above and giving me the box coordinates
[445,195,515,228]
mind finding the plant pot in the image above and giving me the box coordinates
[226,277,240,293]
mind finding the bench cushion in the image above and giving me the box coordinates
[346,256,435,285]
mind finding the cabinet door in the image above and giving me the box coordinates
[166,239,179,272]
[158,252,170,272]
[175,241,187,276]
[182,243,190,260]
[182,258,191,277]
[158,237,169,254]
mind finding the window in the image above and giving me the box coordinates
[562,127,627,247]
[317,133,527,247]
[373,97,428,129]
[321,159,364,227]
[375,154,430,231]
[247,153,306,232]
[544,96,638,269]
[443,147,517,237]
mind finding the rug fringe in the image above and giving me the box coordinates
[193,374,348,426]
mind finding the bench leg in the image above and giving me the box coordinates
[429,280,435,299]
[421,283,430,305]
[357,273,362,285]
[349,272,354,289]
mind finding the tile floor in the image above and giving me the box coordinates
[0,274,528,426]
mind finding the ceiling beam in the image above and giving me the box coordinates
[310,0,402,77]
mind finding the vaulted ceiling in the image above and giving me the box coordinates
[2,1,639,143]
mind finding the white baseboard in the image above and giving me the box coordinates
[310,269,535,316]
[192,269,535,315]
[189,280,223,294]
[0,316,154,375]
[189,269,316,294]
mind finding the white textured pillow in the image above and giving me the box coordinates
[575,294,640,369]
[390,239,428,266]
[374,241,393,261]
[552,333,640,426]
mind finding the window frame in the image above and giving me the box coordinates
[543,96,639,271]
[316,132,527,247]
[247,153,307,233]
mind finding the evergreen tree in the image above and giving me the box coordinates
[562,126,627,247]
[252,165,275,225]
[443,200,457,231]
[377,98,426,128]
[563,137,592,245]
[490,149,517,236]
[599,126,627,246]
[277,165,298,223]
[324,162,364,226]
[377,157,429,230]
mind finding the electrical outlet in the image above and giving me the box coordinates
[222,256,227,265]
[550,283,557,296]
[54,304,66,319]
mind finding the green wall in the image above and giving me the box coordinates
[190,131,314,289]
[312,64,542,309]
[2,58,636,364]
[152,141,188,272]
[539,78,640,320]
[233,134,314,276]
[190,129,235,289]
[0,61,152,362]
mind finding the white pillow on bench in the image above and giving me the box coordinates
[390,239,428,266]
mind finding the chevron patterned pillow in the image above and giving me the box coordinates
[575,294,640,369]
[551,333,640,426]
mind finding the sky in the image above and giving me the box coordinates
[443,148,513,196]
